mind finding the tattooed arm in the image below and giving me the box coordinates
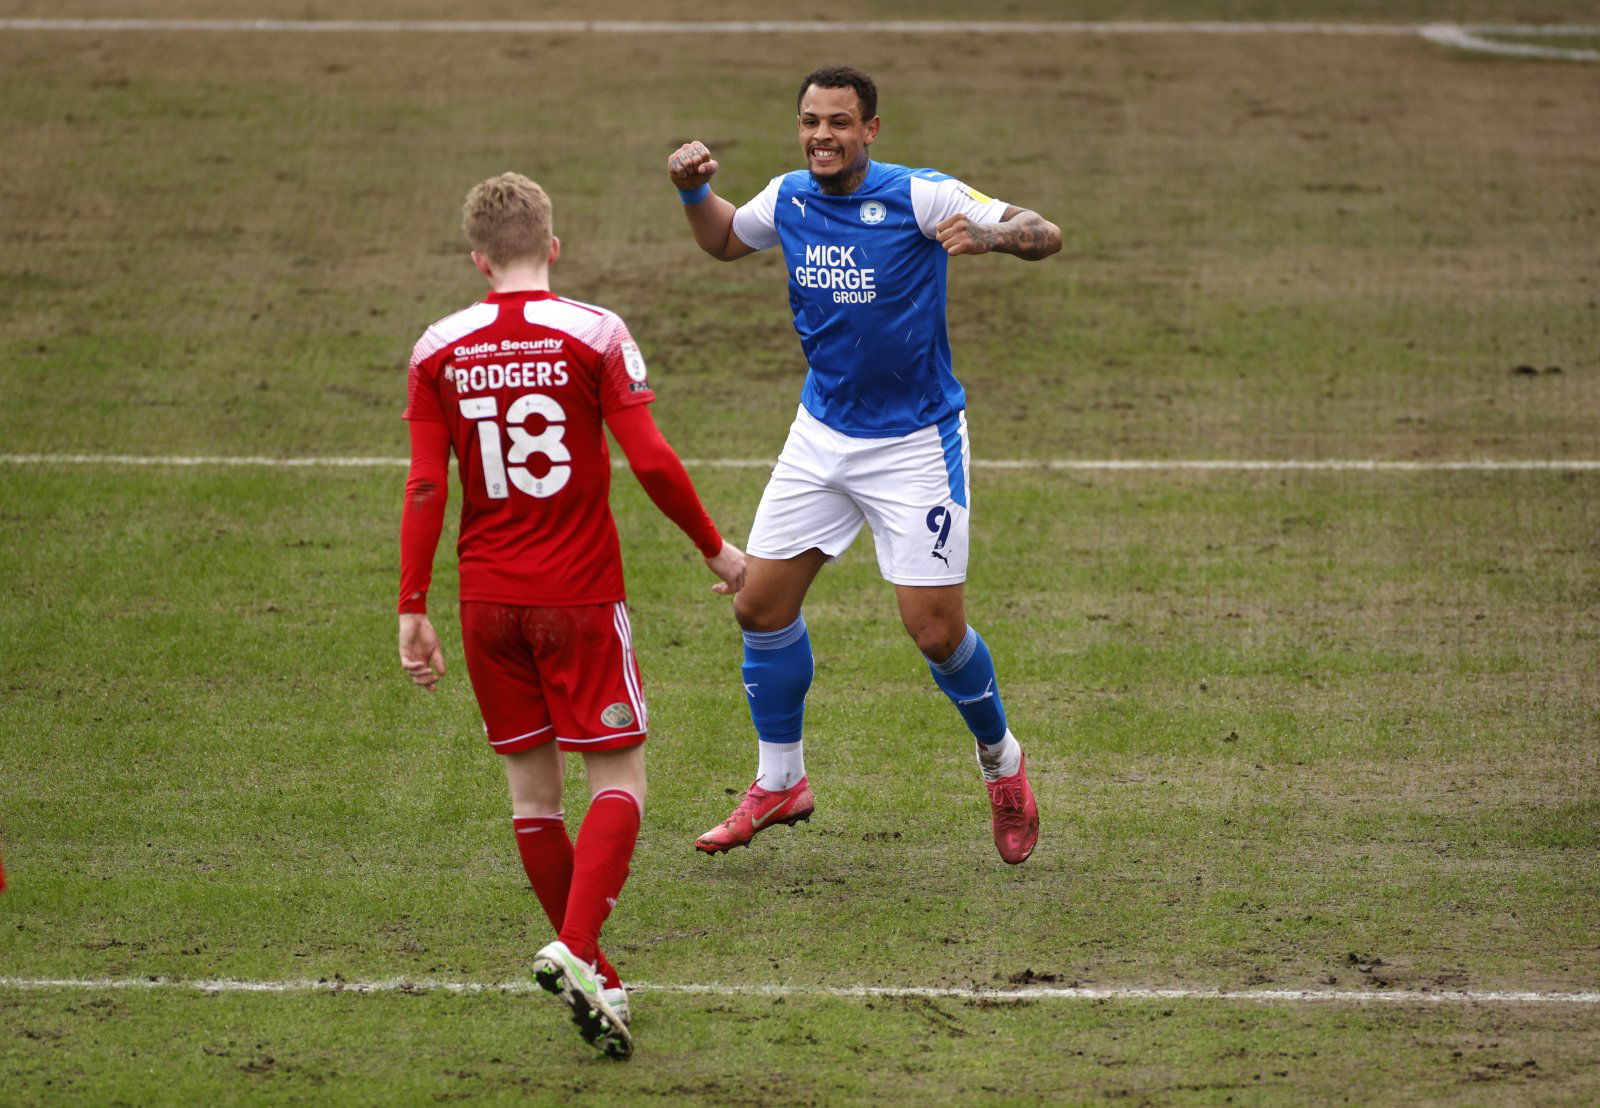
[935,206,1061,260]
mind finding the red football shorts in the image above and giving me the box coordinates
[459,600,648,754]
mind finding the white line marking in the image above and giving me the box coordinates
[0,19,1593,41]
[0,976,1595,1005]
[2,454,1597,473]
[0,453,414,468]
[1419,23,1600,62]
[976,459,1600,472]
[0,19,1429,34]
[4,19,1594,62]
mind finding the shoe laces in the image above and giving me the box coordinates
[990,778,1025,812]
[725,782,774,823]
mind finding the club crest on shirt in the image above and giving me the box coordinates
[620,340,649,382]
[859,200,886,225]
[601,702,635,728]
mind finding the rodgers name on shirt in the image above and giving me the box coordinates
[444,357,571,393]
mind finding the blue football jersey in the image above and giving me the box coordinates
[731,160,1008,437]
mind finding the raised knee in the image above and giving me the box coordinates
[734,594,798,634]
[909,620,965,663]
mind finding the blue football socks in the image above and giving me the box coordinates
[926,625,1009,746]
[742,615,813,789]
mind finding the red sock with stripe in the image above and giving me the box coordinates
[511,815,620,988]
[558,790,642,966]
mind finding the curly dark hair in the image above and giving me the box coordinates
[796,66,878,120]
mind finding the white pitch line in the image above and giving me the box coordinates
[1,18,1595,39]
[1,975,1596,1005]
[975,458,1600,472]
[1419,23,1600,62]
[2,454,1598,473]
[0,19,1428,35]
[0,453,413,468]
[3,18,1594,62]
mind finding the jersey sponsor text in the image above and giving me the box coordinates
[793,243,877,303]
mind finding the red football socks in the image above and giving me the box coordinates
[511,815,620,989]
[557,790,642,966]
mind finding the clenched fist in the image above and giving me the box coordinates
[668,140,719,190]
[935,213,991,256]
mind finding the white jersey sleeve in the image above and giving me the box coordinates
[730,175,783,251]
[910,176,1010,239]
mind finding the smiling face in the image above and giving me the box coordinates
[797,84,879,191]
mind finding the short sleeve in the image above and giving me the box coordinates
[730,175,783,251]
[909,174,1010,239]
[403,334,447,423]
[597,314,656,416]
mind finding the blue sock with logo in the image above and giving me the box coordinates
[926,625,1008,745]
[742,616,813,789]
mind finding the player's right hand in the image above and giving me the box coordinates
[706,540,747,596]
[398,612,446,692]
[668,141,719,190]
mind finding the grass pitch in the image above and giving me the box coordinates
[2,4,1598,1103]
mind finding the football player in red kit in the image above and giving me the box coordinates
[397,173,745,1059]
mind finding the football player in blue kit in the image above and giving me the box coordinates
[669,66,1061,863]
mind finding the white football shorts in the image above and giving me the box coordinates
[746,405,972,586]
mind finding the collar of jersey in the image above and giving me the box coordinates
[484,289,557,304]
[805,158,883,197]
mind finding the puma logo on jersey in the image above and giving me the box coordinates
[791,196,807,218]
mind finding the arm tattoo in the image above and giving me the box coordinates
[973,209,1061,261]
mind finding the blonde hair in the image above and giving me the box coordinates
[462,173,552,267]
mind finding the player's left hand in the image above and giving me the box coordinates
[706,540,747,596]
[398,612,446,692]
[935,213,991,256]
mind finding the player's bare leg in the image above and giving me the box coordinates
[697,552,826,853]
[581,744,647,803]
[899,583,1038,864]
[896,581,967,661]
[733,550,828,634]
[504,742,563,817]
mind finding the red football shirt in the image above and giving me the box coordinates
[403,290,656,606]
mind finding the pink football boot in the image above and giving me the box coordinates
[986,753,1039,864]
[695,777,816,853]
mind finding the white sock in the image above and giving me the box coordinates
[975,730,1022,782]
[756,740,805,791]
